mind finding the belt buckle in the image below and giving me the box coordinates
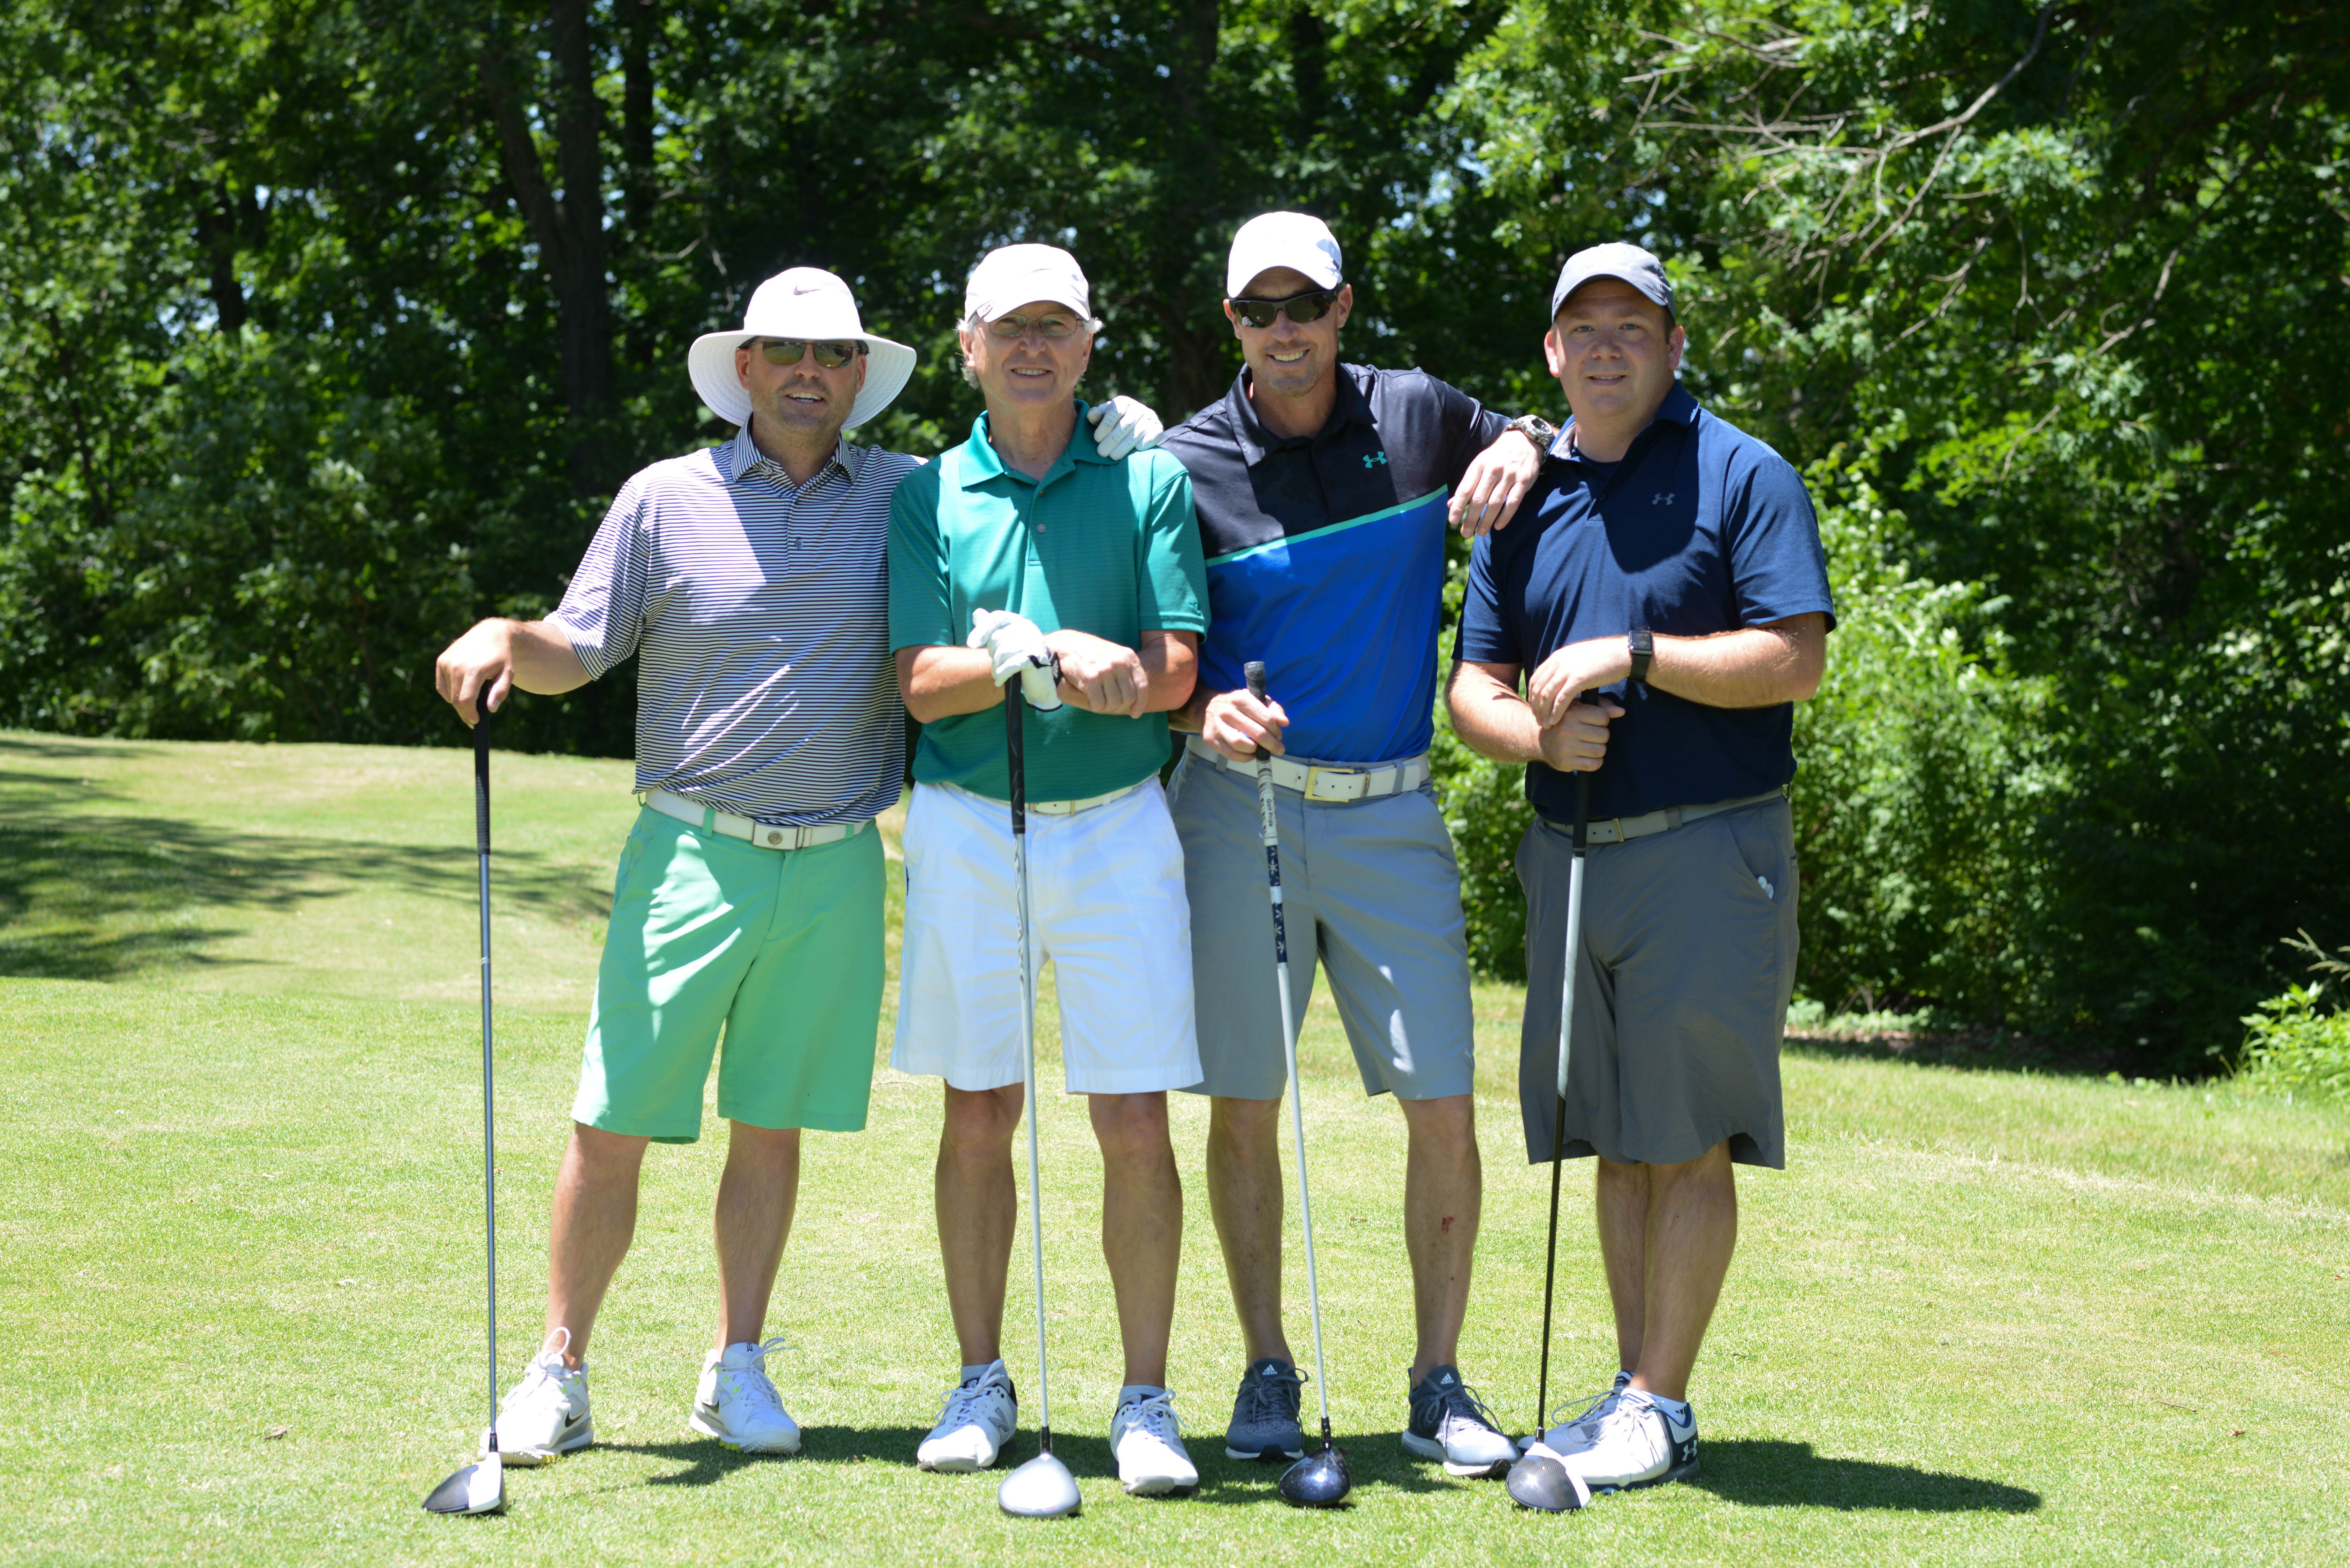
[1304,765,1364,803]
[758,825,798,849]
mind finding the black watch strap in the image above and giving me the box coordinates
[1627,627,1654,685]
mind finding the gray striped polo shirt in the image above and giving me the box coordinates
[551,425,921,827]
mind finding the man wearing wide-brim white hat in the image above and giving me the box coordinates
[430,267,1167,1471]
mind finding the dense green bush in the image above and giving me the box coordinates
[2237,935,2350,1105]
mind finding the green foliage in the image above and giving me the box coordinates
[2237,933,2350,1105]
[4,0,2343,1068]
[1429,697,1536,982]
[1788,464,2052,1019]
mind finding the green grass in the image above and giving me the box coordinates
[0,731,2344,1566]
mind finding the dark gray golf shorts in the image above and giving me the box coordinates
[1165,749,1477,1102]
[1516,794,1799,1169]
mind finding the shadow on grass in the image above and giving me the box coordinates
[585,1427,1463,1504]
[1694,1439,2040,1512]
[0,760,610,982]
[1785,1030,2127,1079]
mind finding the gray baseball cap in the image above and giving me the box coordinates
[1549,242,1673,318]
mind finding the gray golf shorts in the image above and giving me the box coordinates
[1516,794,1799,1170]
[1164,748,1476,1102]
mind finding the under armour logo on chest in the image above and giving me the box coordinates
[1652,492,1676,506]
[1364,451,1389,470]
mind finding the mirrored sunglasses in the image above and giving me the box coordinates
[758,338,865,369]
[1230,289,1341,329]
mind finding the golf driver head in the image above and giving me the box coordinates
[1277,1441,1352,1508]
[997,1451,1081,1518]
[1505,1450,1590,1512]
[422,1449,505,1516]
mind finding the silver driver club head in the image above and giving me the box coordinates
[422,1449,505,1516]
[1505,1449,1590,1512]
[997,1450,1081,1518]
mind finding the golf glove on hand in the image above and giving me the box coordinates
[967,608,1063,711]
[1086,395,1163,461]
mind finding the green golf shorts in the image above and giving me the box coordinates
[570,807,885,1142]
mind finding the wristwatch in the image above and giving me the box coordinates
[1503,413,1559,453]
[1627,628,1654,686]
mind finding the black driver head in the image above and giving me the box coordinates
[1505,1451,1590,1512]
[1277,1441,1352,1508]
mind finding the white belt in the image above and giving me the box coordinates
[641,789,872,850]
[1186,737,1431,803]
[942,779,1143,818]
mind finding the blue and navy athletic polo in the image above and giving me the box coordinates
[1161,364,1507,765]
[1455,384,1837,824]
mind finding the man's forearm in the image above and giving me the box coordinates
[1137,632,1199,717]
[508,621,593,695]
[898,646,1002,723]
[1649,616,1825,709]
[1446,661,1544,765]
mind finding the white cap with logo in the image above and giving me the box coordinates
[686,267,916,430]
[1225,212,1344,298]
[964,244,1093,324]
[1549,242,1674,319]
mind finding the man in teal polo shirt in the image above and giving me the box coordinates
[887,244,1209,1497]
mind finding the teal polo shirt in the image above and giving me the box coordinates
[887,401,1208,803]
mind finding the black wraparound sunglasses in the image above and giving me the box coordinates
[757,337,867,369]
[1230,288,1342,329]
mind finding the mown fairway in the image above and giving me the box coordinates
[0,733,2343,1566]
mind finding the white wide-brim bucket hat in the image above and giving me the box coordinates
[687,268,917,431]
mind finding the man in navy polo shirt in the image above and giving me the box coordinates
[1449,242,1833,1493]
[1161,211,1550,1477]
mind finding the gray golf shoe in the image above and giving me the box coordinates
[1401,1365,1517,1477]
[1224,1357,1307,1460]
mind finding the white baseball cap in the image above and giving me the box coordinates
[1225,212,1343,298]
[686,268,916,430]
[963,244,1092,323]
[1549,242,1674,318]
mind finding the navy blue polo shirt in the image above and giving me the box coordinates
[1454,383,1835,823]
[1163,364,1507,763]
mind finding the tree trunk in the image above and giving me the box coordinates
[480,0,614,495]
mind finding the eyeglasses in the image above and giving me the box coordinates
[758,338,865,369]
[1229,289,1341,329]
[985,312,1087,342]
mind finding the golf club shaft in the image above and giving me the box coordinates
[1533,754,1592,1436]
[1243,664,1334,1436]
[473,713,499,1450]
[1005,685,1052,1450]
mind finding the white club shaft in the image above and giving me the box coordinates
[1012,825,1050,1436]
[1555,855,1586,1101]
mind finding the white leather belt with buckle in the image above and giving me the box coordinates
[1550,788,1785,846]
[1186,737,1431,803]
[641,789,872,850]
[943,779,1142,817]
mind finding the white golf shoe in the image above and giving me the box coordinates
[689,1338,802,1454]
[917,1360,1018,1472]
[1560,1389,1700,1491]
[1520,1369,1633,1457]
[480,1332,592,1465]
[1110,1388,1199,1496]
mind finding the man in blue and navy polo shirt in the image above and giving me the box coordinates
[1451,242,1834,1494]
[1161,212,1549,1478]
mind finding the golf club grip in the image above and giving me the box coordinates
[473,711,491,857]
[1003,682,1024,831]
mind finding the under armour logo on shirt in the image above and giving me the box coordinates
[1365,451,1389,469]
[1652,492,1676,506]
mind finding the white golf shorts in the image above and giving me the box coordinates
[891,777,1202,1095]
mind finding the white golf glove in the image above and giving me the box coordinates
[966,608,1063,711]
[1087,395,1164,461]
